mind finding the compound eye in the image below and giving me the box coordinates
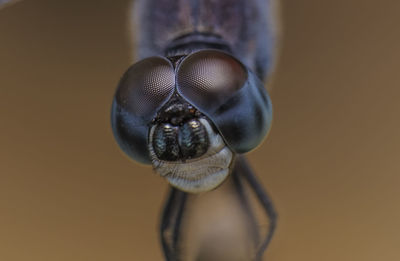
[115,57,175,119]
[176,50,247,110]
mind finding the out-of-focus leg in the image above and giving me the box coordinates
[160,187,188,261]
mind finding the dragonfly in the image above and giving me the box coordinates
[0,0,278,259]
[111,0,279,260]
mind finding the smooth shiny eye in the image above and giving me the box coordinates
[115,57,175,120]
[176,50,247,111]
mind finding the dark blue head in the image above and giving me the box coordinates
[111,50,272,192]
[111,50,272,165]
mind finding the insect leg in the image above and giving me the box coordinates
[237,156,277,260]
[231,164,261,249]
[160,187,188,261]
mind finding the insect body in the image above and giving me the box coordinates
[111,0,278,260]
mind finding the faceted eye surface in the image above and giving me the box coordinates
[111,57,175,164]
[115,57,175,120]
[176,50,247,110]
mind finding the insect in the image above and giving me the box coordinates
[111,0,278,260]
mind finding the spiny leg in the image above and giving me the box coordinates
[160,187,188,261]
[236,156,277,260]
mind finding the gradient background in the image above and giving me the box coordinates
[1,0,400,260]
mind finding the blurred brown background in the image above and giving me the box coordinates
[1,0,400,260]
